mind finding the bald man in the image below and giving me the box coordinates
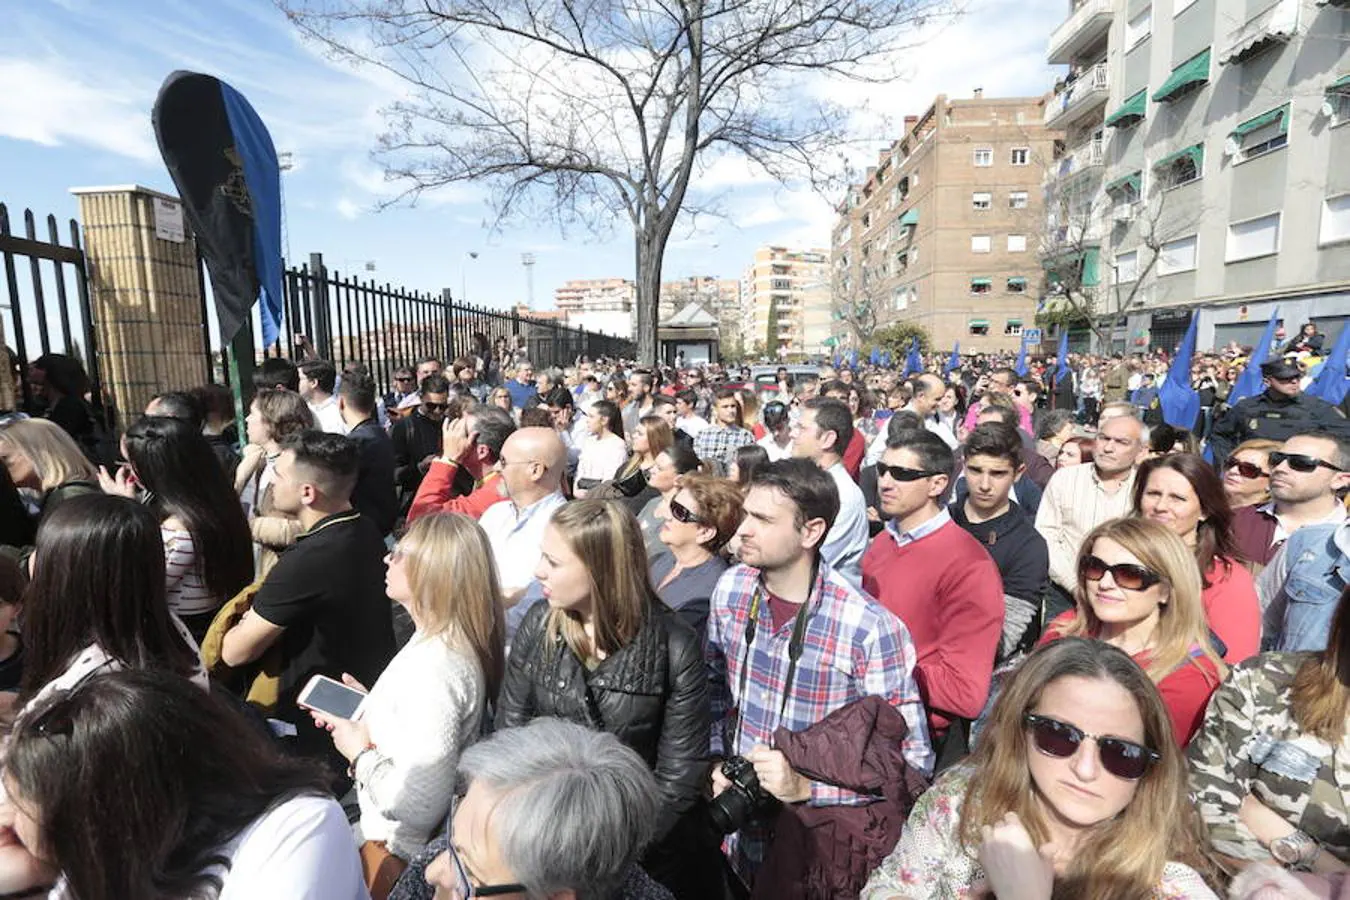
[478,427,569,614]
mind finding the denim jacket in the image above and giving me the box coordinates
[1264,522,1349,652]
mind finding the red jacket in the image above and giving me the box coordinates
[406,462,503,522]
[842,429,864,480]
[1203,557,1260,664]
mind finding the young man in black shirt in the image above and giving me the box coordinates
[337,370,398,537]
[221,430,395,769]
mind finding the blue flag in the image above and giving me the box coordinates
[1159,316,1201,430]
[946,341,960,374]
[1055,331,1070,381]
[848,348,858,368]
[1014,333,1029,376]
[881,350,893,368]
[1307,323,1349,406]
[869,348,880,366]
[1227,307,1280,406]
[905,338,922,377]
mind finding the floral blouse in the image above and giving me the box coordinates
[861,767,1219,900]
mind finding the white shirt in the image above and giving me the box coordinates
[1035,464,1138,592]
[479,491,568,593]
[308,396,347,434]
[758,432,794,461]
[576,432,628,485]
[820,461,869,589]
[677,414,710,437]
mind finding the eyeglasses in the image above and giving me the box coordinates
[394,375,415,382]
[669,497,704,525]
[1222,458,1269,480]
[1024,714,1159,781]
[876,463,943,482]
[444,800,527,899]
[1270,451,1344,474]
[1079,555,1162,591]
[422,402,449,412]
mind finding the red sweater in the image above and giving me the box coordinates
[406,463,503,522]
[843,429,864,480]
[861,520,1004,731]
[1203,557,1260,665]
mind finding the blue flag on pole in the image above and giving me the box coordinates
[906,338,922,377]
[1159,316,1201,429]
[870,348,880,366]
[1227,307,1280,406]
[1055,331,1070,381]
[946,341,960,374]
[1014,333,1029,376]
[881,350,893,368]
[1307,323,1350,406]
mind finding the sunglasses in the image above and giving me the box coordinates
[1078,555,1162,591]
[394,375,415,382]
[1270,451,1344,474]
[1222,458,1269,480]
[669,497,704,525]
[876,463,943,482]
[422,402,449,412]
[1024,714,1159,780]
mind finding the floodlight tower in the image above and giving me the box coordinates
[521,252,536,310]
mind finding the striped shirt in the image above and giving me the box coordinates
[1034,463,1138,592]
[163,527,218,616]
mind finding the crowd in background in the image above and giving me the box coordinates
[0,321,1346,900]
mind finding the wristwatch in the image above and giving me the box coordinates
[1270,830,1321,870]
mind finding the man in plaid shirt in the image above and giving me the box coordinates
[693,388,755,471]
[706,459,934,882]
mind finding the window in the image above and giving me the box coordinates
[861,212,872,229]
[1010,147,1030,166]
[1007,277,1027,293]
[1156,145,1203,189]
[971,278,992,294]
[1126,8,1152,49]
[894,250,909,274]
[1005,320,1024,336]
[971,235,992,253]
[1321,193,1350,245]
[1226,213,1281,261]
[1228,105,1289,163]
[1007,234,1027,252]
[1009,191,1029,209]
[969,320,991,335]
[1331,91,1350,128]
[972,192,992,210]
[974,148,993,167]
[1158,235,1198,275]
[1116,250,1139,283]
[912,172,921,186]
[892,286,911,310]
[771,279,791,290]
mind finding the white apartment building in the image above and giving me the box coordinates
[552,277,636,338]
[740,246,831,359]
[1044,0,1350,352]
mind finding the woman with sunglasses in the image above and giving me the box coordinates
[636,445,703,560]
[309,513,504,882]
[1221,439,1280,510]
[862,638,1218,900]
[497,499,719,898]
[1134,453,1261,664]
[1042,517,1226,745]
[575,400,628,497]
[650,474,742,640]
[3,669,367,899]
[1188,583,1350,884]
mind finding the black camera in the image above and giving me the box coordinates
[708,755,776,834]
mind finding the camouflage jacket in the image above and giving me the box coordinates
[1187,652,1350,864]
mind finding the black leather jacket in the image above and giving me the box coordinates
[496,600,710,841]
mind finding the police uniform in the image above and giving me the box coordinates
[1208,360,1345,466]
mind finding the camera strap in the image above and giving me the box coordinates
[733,563,816,748]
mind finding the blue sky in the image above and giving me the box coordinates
[1,0,1066,317]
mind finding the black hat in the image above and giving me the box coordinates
[1260,359,1301,381]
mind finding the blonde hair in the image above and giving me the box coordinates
[1061,517,1225,686]
[545,500,655,660]
[397,513,506,699]
[1292,583,1350,743]
[961,638,1214,899]
[0,419,96,494]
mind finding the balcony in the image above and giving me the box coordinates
[1045,63,1111,128]
[1047,0,1113,65]
[1220,0,1298,65]
[1047,138,1106,184]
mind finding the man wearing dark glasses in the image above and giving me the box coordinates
[1234,430,1350,570]
[1209,358,1344,469]
[392,374,453,507]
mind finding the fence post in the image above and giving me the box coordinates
[70,185,206,421]
[308,252,331,360]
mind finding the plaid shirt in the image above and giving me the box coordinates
[693,424,755,469]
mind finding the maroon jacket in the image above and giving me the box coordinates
[752,696,931,900]
[1232,505,1279,567]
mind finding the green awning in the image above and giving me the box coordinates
[1153,48,1211,102]
[1006,319,1023,326]
[1007,276,1028,286]
[970,278,992,287]
[1154,143,1205,172]
[1232,104,1289,139]
[898,208,919,226]
[969,319,990,327]
[1105,90,1147,127]
[1105,171,1142,195]
[1082,248,1101,287]
[1328,73,1350,93]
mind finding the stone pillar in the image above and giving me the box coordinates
[70,185,207,419]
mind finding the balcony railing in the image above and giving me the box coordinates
[1048,139,1106,186]
[1045,63,1111,126]
[1047,0,1113,64]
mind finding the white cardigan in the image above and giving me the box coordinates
[352,632,487,860]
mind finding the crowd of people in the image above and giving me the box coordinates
[0,330,1346,900]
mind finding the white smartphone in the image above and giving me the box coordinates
[296,674,368,721]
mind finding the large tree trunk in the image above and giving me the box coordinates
[634,229,662,365]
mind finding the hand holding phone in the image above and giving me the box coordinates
[297,674,368,721]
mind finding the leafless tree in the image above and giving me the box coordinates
[280,0,955,363]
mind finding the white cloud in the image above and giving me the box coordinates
[335,198,362,220]
[0,59,159,163]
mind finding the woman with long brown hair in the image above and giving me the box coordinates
[1189,583,1350,880]
[575,399,628,497]
[496,499,719,899]
[607,414,674,511]
[863,638,1219,900]
[1042,517,1226,744]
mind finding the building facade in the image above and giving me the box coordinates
[832,92,1059,354]
[740,246,831,359]
[1048,0,1350,352]
[659,276,743,356]
[552,277,636,338]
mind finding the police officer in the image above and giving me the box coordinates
[1209,358,1345,467]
